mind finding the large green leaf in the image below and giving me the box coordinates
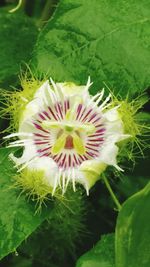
[0,8,38,88]
[32,0,150,96]
[76,234,115,267]
[115,181,150,267]
[0,148,52,260]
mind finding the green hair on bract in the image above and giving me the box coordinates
[14,169,53,205]
[110,91,150,162]
[12,165,84,211]
[0,72,46,133]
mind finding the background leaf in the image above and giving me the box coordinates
[32,0,150,96]
[76,233,115,267]
[0,8,38,89]
[115,182,150,267]
[0,148,53,260]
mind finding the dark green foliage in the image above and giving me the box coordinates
[76,233,115,267]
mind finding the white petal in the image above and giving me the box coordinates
[19,81,51,134]
[104,107,131,142]
[104,107,120,122]
[100,143,119,166]
[34,80,49,102]
[106,120,131,143]
[56,78,91,100]
[103,109,125,142]
[9,143,37,167]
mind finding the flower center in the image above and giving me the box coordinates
[33,99,105,169]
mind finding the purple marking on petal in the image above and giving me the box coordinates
[73,154,79,165]
[81,108,93,122]
[55,104,62,120]
[39,113,46,120]
[86,142,102,147]
[60,154,66,168]
[54,153,63,165]
[92,117,102,124]
[95,124,104,128]
[88,113,97,123]
[34,141,50,145]
[85,146,99,153]
[57,153,63,162]
[79,155,87,162]
[64,162,67,169]
[95,128,105,134]
[34,133,50,138]
[64,101,67,114]
[33,122,49,133]
[88,133,103,138]
[76,104,83,120]
[48,107,58,121]
[37,147,50,153]
[68,154,71,167]
[43,111,51,119]
[86,151,96,157]
[40,153,50,157]
[78,107,86,121]
[57,103,63,119]
[34,138,50,142]
[87,138,104,142]
[77,156,82,164]
[67,99,70,109]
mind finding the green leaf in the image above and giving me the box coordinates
[0,147,52,260]
[32,0,150,97]
[0,8,38,88]
[116,182,150,267]
[76,234,115,267]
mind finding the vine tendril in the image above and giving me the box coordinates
[9,0,23,13]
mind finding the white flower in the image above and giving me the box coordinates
[5,78,130,195]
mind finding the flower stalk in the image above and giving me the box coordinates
[103,175,122,211]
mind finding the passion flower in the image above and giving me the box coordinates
[5,78,129,195]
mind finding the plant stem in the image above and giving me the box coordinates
[103,175,122,211]
[38,0,57,28]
